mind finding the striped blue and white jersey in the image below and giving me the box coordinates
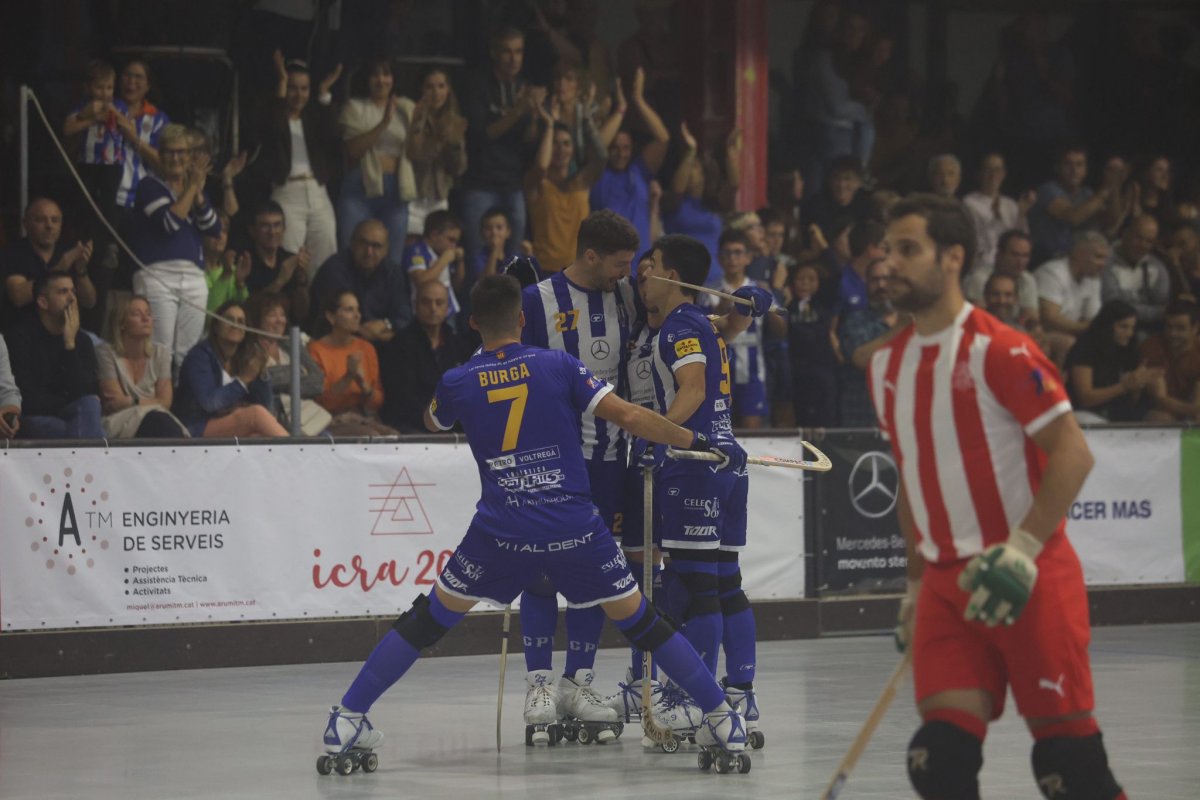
[649,302,734,438]
[626,323,658,410]
[116,103,170,208]
[70,98,128,166]
[522,272,637,462]
[720,276,766,390]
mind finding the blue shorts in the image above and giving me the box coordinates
[655,463,739,552]
[438,521,638,609]
[587,458,627,538]
[732,380,768,419]
[721,468,749,551]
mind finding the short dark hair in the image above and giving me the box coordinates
[491,25,525,47]
[653,234,711,294]
[848,219,886,258]
[33,271,73,299]
[576,210,640,258]
[983,272,1017,296]
[1164,299,1199,325]
[470,274,523,335]
[208,299,245,348]
[424,210,463,237]
[85,60,115,85]
[996,228,1031,255]
[252,200,286,223]
[828,155,864,181]
[718,229,750,251]
[323,289,357,316]
[888,193,977,268]
[1055,142,1088,163]
[481,207,510,228]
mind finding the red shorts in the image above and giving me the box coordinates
[913,533,1095,722]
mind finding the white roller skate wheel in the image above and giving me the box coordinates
[660,736,679,754]
[577,726,593,745]
[596,727,617,744]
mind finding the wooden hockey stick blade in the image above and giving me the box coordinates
[496,604,512,752]
[646,274,786,315]
[665,442,833,472]
[820,652,911,800]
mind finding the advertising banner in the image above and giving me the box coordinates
[0,439,806,631]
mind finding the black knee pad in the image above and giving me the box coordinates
[1032,734,1123,799]
[719,589,751,615]
[907,721,983,800]
[392,594,449,650]
[620,604,675,652]
[676,570,720,618]
[717,567,743,595]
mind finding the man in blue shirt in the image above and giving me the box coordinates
[309,219,412,341]
[319,274,750,770]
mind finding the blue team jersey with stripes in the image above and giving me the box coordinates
[650,303,734,438]
[627,323,657,410]
[429,344,613,541]
[70,98,128,165]
[117,103,170,208]
[522,273,637,462]
[720,276,767,390]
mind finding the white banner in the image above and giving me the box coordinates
[1071,428,1184,585]
[0,439,805,631]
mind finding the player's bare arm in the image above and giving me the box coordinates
[663,361,707,425]
[592,392,696,450]
[1020,411,1095,544]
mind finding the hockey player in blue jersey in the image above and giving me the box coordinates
[634,234,766,748]
[318,274,752,775]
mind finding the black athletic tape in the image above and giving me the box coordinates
[622,606,675,652]
[717,570,743,595]
[719,590,751,615]
[667,546,720,563]
[716,550,740,563]
[1032,734,1124,800]
[907,721,983,800]
[392,594,450,650]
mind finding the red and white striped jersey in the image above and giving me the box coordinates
[868,305,1072,564]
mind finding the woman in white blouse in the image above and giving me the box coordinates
[338,58,415,253]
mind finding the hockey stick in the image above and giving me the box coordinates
[820,652,912,800]
[665,442,833,472]
[640,466,675,746]
[646,274,787,315]
[496,604,512,752]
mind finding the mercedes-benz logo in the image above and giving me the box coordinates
[635,360,652,379]
[848,450,898,518]
[591,340,611,360]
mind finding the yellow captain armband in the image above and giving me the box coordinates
[674,338,701,357]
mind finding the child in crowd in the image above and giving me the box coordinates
[401,210,465,327]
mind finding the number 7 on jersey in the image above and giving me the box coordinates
[487,384,529,451]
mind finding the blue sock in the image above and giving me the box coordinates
[519,591,557,672]
[629,562,661,681]
[682,611,722,675]
[613,597,724,713]
[341,592,464,713]
[564,604,604,675]
[668,558,722,675]
[718,561,756,686]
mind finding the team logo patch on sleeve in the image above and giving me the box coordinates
[674,337,701,357]
[1031,369,1058,395]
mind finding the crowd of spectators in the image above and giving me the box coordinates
[2,3,1199,441]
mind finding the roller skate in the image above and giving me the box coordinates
[722,678,764,749]
[316,706,383,776]
[556,669,623,744]
[694,704,751,774]
[603,667,668,723]
[524,670,561,746]
[646,682,706,754]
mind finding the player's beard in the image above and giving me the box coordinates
[890,268,943,313]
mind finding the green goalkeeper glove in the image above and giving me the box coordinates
[958,528,1043,627]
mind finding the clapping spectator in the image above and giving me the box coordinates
[1065,300,1160,423]
[1131,155,1175,228]
[173,301,287,438]
[786,261,838,427]
[662,123,741,283]
[308,290,397,436]
[406,67,468,237]
[247,293,327,434]
[1101,214,1170,327]
[525,101,608,272]
[203,212,249,311]
[95,294,187,438]
[1029,146,1122,262]
[0,335,21,439]
[460,27,543,266]
[804,155,874,244]
[1141,300,1200,422]
[113,59,168,214]
[308,219,412,342]
[1037,230,1109,337]
[3,199,97,331]
[963,153,1033,269]
[7,274,103,439]
[379,281,469,432]
[243,201,310,325]
[264,51,342,274]
[589,67,670,252]
[338,57,415,253]
[402,210,465,327]
[133,123,221,371]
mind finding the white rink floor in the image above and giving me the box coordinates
[1,624,1197,799]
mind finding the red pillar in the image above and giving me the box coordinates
[734,0,769,211]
